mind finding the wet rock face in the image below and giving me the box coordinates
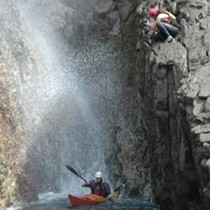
[0,1,30,208]
[137,0,210,209]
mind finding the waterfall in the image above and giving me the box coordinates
[13,0,115,199]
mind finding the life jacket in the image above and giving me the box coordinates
[163,10,176,23]
[159,9,176,24]
[93,185,104,196]
[90,181,108,197]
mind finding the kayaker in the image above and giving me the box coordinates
[82,171,111,197]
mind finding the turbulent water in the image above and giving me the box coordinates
[7,193,157,210]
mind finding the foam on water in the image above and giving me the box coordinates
[6,207,23,210]
[37,192,65,204]
[6,192,68,210]
[7,197,158,210]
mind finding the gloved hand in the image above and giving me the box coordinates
[82,181,89,187]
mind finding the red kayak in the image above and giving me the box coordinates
[68,193,107,207]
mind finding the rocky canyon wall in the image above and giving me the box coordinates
[0,1,32,207]
[1,0,210,210]
[136,0,210,209]
[103,0,210,210]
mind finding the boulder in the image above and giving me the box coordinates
[200,133,210,143]
[191,124,210,134]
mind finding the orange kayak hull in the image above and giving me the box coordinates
[68,193,107,207]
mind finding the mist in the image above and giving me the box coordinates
[11,0,124,200]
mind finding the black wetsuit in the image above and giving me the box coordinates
[86,180,111,197]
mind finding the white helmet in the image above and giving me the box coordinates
[95,171,102,178]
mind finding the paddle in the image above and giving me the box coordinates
[66,165,87,182]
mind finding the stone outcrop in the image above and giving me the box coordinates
[136,0,210,209]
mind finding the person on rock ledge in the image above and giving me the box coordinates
[145,7,181,43]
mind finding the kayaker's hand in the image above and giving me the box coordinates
[82,180,90,187]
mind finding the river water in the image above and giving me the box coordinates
[8,193,158,210]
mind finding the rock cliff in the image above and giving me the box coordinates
[101,0,210,209]
[0,1,30,207]
[135,0,210,209]
[0,0,210,210]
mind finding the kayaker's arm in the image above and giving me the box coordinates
[82,180,91,187]
[105,183,111,197]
